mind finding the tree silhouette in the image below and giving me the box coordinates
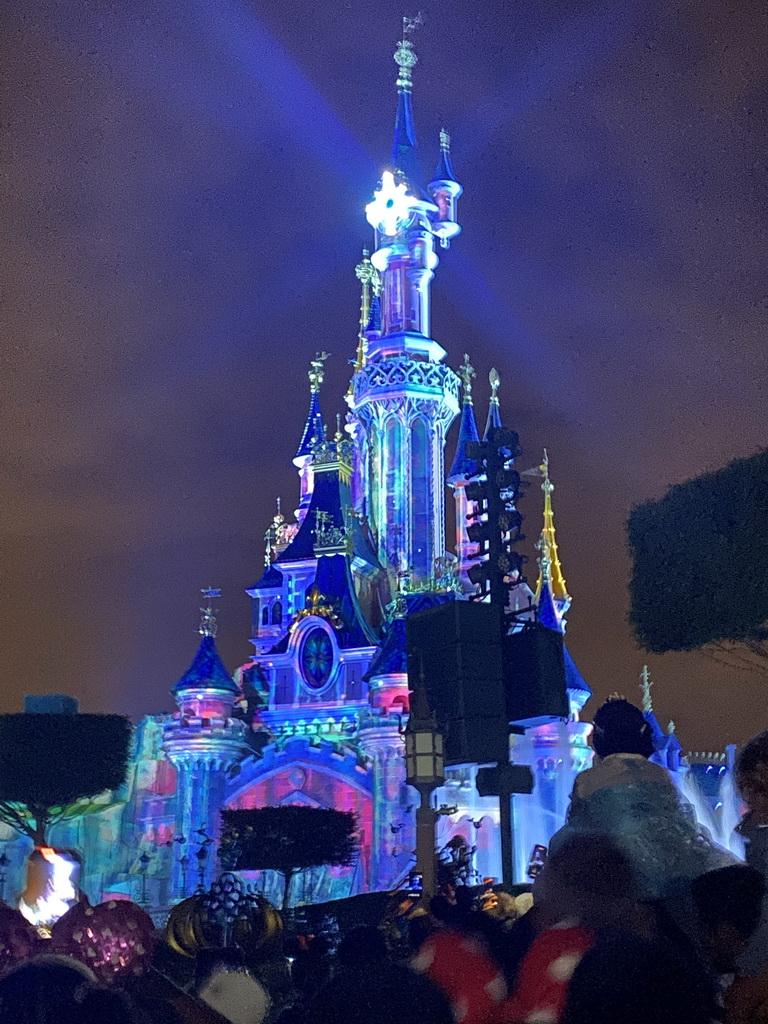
[220,806,357,909]
[0,714,132,845]
[629,450,768,672]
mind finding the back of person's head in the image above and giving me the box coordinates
[309,962,452,1024]
[194,946,247,994]
[78,986,140,1024]
[736,731,768,818]
[0,954,97,1024]
[198,968,270,1024]
[535,833,638,928]
[692,865,765,970]
[592,698,654,759]
[337,926,388,970]
[563,930,713,1024]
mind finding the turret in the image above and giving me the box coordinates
[294,353,329,522]
[162,590,250,895]
[447,355,481,592]
[428,129,462,247]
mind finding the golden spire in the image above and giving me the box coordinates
[458,354,476,404]
[489,367,500,405]
[353,251,380,373]
[534,450,570,606]
[640,665,653,713]
[308,352,329,393]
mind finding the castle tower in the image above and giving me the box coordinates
[162,590,250,894]
[348,19,460,584]
[294,353,329,523]
[446,355,481,593]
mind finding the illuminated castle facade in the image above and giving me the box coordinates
[0,26,602,908]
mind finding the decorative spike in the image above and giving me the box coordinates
[199,587,221,638]
[458,354,476,403]
[640,665,654,713]
[489,368,500,404]
[534,451,571,609]
[353,251,380,373]
[308,351,329,393]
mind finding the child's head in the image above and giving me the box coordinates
[737,731,768,824]
[691,865,765,973]
[591,698,654,760]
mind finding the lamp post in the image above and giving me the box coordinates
[404,686,444,900]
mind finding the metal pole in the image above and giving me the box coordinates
[499,787,514,886]
[415,783,437,898]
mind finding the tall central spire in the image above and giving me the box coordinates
[391,14,424,190]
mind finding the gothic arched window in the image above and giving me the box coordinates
[271,600,283,625]
[410,417,432,579]
[262,606,270,626]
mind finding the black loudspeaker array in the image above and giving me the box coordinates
[502,624,569,727]
[406,600,570,762]
[405,601,509,767]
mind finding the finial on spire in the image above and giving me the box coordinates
[394,12,423,93]
[308,352,329,393]
[440,128,451,152]
[353,251,381,372]
[199,587,221,638]
[458,354,476,403]
[640,665,654,713]
[335,413,343,442]
[489,368,500,405]
[264,498,286,565]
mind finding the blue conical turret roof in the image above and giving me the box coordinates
[482,398,503,442]
[536,578,562,632]
[447,400,480,483]
[433,131,459,184]
[294,390,326,463]
[173,634,239,695]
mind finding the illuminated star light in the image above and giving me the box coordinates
[365,171,418,237]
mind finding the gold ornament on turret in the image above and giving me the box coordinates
[458,354,476,403]
[534,450,570,607]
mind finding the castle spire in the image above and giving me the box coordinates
[482,368,503,441]
[294,352,329,465]
[447,354,480,483]
[534,450,571,613]
[391,14,424,190]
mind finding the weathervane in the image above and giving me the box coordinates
[199,588,221,638]
[394,13,423,89]
[308,352,330,393]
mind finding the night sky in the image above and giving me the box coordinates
[2,0,766,749]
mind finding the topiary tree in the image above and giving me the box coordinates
[628,450,768,670]
[220,806,358,909]
[0,714,132,845]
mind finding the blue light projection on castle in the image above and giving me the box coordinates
[0,22,742,910]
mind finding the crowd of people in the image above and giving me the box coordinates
[3,698,768,1023]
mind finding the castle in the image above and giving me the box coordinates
[0,24,741,912]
